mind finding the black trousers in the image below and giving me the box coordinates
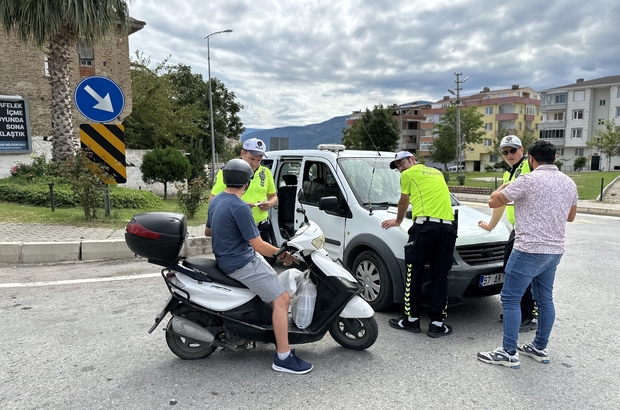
[258,219,276,265]
[504,229,537,320]
[404,221,458,322]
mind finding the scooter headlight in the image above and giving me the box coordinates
[311,234,325,250]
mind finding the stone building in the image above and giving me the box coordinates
[0,18,145,139]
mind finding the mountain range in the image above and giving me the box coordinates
[241,115,349,150]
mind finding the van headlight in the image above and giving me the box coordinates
[311,234,325,250]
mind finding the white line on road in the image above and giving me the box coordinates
[0,272,160,288]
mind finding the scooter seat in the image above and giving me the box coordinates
[182,257,248,289]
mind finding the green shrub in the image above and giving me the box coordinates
[0,182,78,207]
[554,160,564,170]
[573,156,587,172]
[109,186,162,209]
[457,174,466,186]
[441,170,450,183]
[176,177,207,218]
[484,164,494,172]
[10,153,63,178]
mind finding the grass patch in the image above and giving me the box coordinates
[448,171,620,200]
[0,198,210,228]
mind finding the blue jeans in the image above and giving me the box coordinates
[501,249,563,353]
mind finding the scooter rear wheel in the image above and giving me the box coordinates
[329,316,378,350]
[165,312,218,360]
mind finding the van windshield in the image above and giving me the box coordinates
[338,157,401,206]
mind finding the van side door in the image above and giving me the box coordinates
[299,158,347,259]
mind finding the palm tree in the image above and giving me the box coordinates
[0,0,130,161]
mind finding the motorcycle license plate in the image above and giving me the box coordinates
[478,273,504,288]
[148,296,174,334]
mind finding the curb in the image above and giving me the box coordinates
[0,236,212,264]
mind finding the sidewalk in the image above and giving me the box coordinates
[1,191,619,264]
[0,223,210,264]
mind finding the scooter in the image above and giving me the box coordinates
[124,203,378,360]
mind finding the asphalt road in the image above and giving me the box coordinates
[1,208,619,410]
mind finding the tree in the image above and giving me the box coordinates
[341,105,400,151]
[430,106,485,168]
[124,57,245,177]
[587,119,620,171]
[0,0,130,162]
[140,147,191,199]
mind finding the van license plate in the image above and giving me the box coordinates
[479,273,504,287]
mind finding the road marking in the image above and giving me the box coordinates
[0,272,159,288]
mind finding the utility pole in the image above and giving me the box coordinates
[449,73,469,177]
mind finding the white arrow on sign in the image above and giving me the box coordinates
[83,85,114,113]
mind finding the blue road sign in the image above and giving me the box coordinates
[74,76,125,123]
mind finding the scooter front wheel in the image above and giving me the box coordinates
[165,312,217,360]
[329,316,378,350]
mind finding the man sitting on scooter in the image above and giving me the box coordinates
[205,159,313,375]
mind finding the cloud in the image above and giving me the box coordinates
[127,0,620,128]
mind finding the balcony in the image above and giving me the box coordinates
[400,142,419,150]
[496,113,518,121]
[421,122,435,129]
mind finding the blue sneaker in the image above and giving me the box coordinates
[272,350,313,374]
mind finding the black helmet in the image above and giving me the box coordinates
[222,159,253,187]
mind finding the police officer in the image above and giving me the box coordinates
[478,135,537,331]
[210,138,278,264]
[382,151,458,338]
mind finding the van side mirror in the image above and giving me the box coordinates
[319,196,339,211]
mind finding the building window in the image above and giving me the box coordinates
[573,91,585,101]
[490,154,498,162]
[518,122,522,130]
[541,129,565,139]
[571,128,582,139]
[485,107,494,115]
[519,106,523,114]
[483,139,492,147]
[78,41,94,66]
[484,123,493,131]
[600,100,606,106]
[559,148,564,156]
[516,91,521,97]
[575,148,584,156]
[553,112,565,121]
[547,94,567,104]
[616,107,620,117]
[598,119,605,125]
[526,105,536,115]
[573,110,583,120]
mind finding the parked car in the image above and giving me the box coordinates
[448,165,465,172]
[262,144,510,310]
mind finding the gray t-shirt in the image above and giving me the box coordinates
[206,192,261,274]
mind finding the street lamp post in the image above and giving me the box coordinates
[448,73,469,177]
[205,29,232,185]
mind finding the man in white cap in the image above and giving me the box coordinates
[211,138,278,263]
[382,151,457,338]
[478,135,537,331]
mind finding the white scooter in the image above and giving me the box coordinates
[125,201,377,360]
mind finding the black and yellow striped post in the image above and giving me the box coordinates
[79,123,127,184]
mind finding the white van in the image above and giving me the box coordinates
[263,144,509,310]
[448,165,465,172]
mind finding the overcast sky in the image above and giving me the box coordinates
[127,0,620,129]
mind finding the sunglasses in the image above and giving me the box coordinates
[501,148,518,156]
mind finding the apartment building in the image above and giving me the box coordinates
[0,18,145,138]
[345,101,432,152]
[419,85,541,171]
[539,75,620,171]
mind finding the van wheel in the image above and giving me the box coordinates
[352,251,392,311]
